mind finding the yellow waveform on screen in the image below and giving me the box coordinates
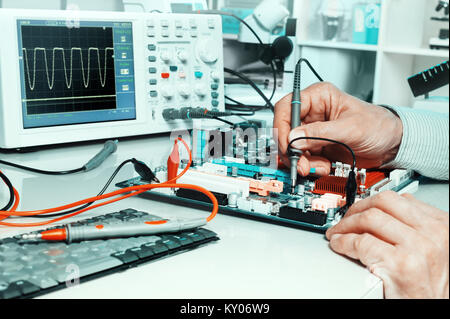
[22,47,115,90]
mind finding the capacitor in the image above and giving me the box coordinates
[228,193,239,208]
[327,208,335,220]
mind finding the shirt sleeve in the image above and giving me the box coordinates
[381,105,449,181]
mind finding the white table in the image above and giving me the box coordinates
[0,135,448,299]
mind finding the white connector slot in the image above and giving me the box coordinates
[177,169,250,197]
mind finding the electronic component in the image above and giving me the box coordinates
[0,9,224,149]
[116,127,418,232]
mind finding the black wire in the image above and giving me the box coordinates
[210,116,235,127]
[0,170,15,211]
[225,96,264,112]
[287,137,356,170]
[199,9,277,112]
[31,159,134,218]
[296,58,324,82]
[224,68,275,112]
[0,159,84,175]
[268,61,277,102]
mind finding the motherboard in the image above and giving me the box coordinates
[117,122,419,232]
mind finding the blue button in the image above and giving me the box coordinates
[211,100,219,107]
[211,92,219,99]
[211,83,219,90]
[195,71,203,79]
[170,66,178,72]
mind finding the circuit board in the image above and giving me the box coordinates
[116,123,419,232]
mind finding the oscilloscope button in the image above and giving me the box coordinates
[161,29,170,38]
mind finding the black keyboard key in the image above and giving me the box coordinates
[142,242,168,255]
[182,231,204,242]
[111,250,139,264]
[120,208,138,214]
[11,280,40,295]
[159,235,182,250]
[195,228,217,239]
[172,234,194,246]
[0,283,22,299]
[135,245,155,259]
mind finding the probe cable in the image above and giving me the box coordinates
[288,58,356,210]
[196,9,277,112]
[0,137,219,227]
[287,136,358,210]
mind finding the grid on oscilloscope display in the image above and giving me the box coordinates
[19,24,117,115]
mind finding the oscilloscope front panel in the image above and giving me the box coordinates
[0,9,224,149]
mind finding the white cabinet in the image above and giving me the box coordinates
[294,0,449,108]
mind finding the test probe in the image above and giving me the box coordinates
[22,218,207,243]
[289,61,303,193]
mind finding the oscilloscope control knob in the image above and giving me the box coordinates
[210,71,221,82]
[161,86,173,99]
[178,84,190,98]
[194,84,207,97]
[160,50,171,63]
[196,38,219,64]
[177,50,188,63]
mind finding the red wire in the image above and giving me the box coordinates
[0,137,218,227]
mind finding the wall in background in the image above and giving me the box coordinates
[0,0,124,10]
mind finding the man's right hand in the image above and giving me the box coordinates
[274,82,404,176]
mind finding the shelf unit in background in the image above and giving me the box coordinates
[293,0,449,108]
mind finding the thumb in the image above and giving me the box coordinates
[288,120,345,153]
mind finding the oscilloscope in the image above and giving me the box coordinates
[0,9,225,149]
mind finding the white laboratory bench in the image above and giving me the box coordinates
[0,134,448,299]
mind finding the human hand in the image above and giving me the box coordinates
[273,82,404,176]
[326,191,449,299]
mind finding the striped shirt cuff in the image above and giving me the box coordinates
[381,105,449,181]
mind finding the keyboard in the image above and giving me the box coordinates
[0,208,219,299]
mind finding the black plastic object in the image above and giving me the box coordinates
[279,206,328,226]
[408,60,449,97]
[260,36,294,65]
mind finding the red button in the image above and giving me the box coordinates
[161,73,170,79]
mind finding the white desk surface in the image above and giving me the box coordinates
[0,135,448,299]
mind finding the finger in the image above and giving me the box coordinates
[345,191,423,230]
[274,83,333,154]
[298,155,331,177]
[401,193,449,223]
[274,93,294,154]
[329,232,396,270]
[288,119,355,154]
[326,207,417,245]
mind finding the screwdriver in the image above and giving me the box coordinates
[22,218,207,243]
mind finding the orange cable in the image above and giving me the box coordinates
[0,137,218,227]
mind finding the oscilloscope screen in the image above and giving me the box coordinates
[21,25,116,115]
[18,20,137,129]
